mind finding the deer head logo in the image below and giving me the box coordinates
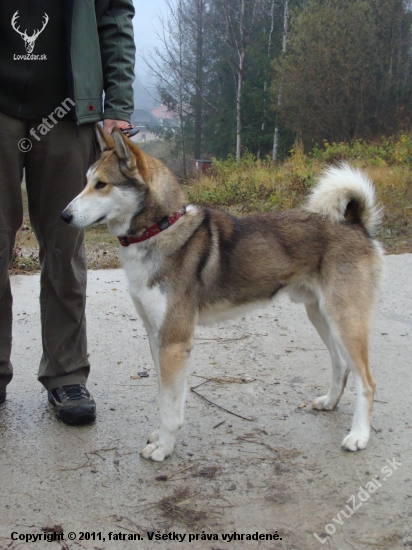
[11,11,49,54]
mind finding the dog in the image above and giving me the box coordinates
[62,125,384,462]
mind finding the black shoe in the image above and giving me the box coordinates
[0,389,6,404]
[48,384,96,425]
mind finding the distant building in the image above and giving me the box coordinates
[151,105,179,128]
[130,109,160,142]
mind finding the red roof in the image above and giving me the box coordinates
[151,105,178,120]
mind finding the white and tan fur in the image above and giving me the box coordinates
[62,126,384,461]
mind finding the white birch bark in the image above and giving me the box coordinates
[272,0,289,162]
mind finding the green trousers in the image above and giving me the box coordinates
[0,111,96,391]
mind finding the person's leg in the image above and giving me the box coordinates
[0,112,26,397]
[24,121,96,393]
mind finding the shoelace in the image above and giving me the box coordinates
[61,385,88,401]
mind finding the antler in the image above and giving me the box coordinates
[31,13,49,41]
[11,11,28,39]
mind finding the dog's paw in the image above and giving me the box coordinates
[140,442,171,462]
[342,431,369,451]
[312,395,335,410]
[147,429,159,443]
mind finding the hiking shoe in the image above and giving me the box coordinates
[48,384,96,425]
[0,389,6,404]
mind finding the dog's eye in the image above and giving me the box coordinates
[95,181,107,190]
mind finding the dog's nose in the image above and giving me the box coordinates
[61,210,73,224]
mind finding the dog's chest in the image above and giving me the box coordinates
[120,245,167,330]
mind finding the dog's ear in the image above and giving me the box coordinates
[112,128,150,182]
[112,128,135,170]
[95,124,114,152]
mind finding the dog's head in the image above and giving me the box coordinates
[62,124,185,236]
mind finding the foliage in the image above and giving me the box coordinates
[186,140,320,211]
[311,134,412,166]
[186,136,412,253]
[147,0,412,161]
[146,0,305,161]
[273,0,412,146]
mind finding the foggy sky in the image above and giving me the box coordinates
[132,0,165,108]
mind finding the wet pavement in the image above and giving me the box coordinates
[0,254,411,550]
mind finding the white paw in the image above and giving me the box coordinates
[140,441,172,462]
[147,429,159,443]
[342,431,369,451]
[312,395,335,410]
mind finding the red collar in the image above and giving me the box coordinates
[118,209,185,246]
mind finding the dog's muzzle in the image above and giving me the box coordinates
[61,210,73,224]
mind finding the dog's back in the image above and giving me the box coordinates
[155,164,383,324]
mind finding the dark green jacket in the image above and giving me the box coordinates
[69,0,135,124]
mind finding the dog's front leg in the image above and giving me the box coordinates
[140,339,193,462]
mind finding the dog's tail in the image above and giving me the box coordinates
[304,163,383,236]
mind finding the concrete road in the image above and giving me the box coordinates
[0,254,411,550]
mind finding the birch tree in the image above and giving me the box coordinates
[143,0,191,176]
[216,0,264,161]
[188,0,207,158]
[272,0,288,162]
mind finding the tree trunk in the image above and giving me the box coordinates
[193,0,204,159]
[272,0,288,163]
[236,52,244,162]
[235,0,246,163]
[178,0,187,178]
[272,118,279,162]
[259,0,275,159]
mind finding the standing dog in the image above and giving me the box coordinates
[62,125,384,462]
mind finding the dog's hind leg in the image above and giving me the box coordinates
[312,286,376,451]
[140,312,195,462]
[305,301,350,410]
[339,327,375,451]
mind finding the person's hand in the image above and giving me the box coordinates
[103,119,130,134]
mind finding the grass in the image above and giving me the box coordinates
[11,134,412,274]
[185,137,412,254]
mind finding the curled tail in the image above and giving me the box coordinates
[304,163,383,236]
